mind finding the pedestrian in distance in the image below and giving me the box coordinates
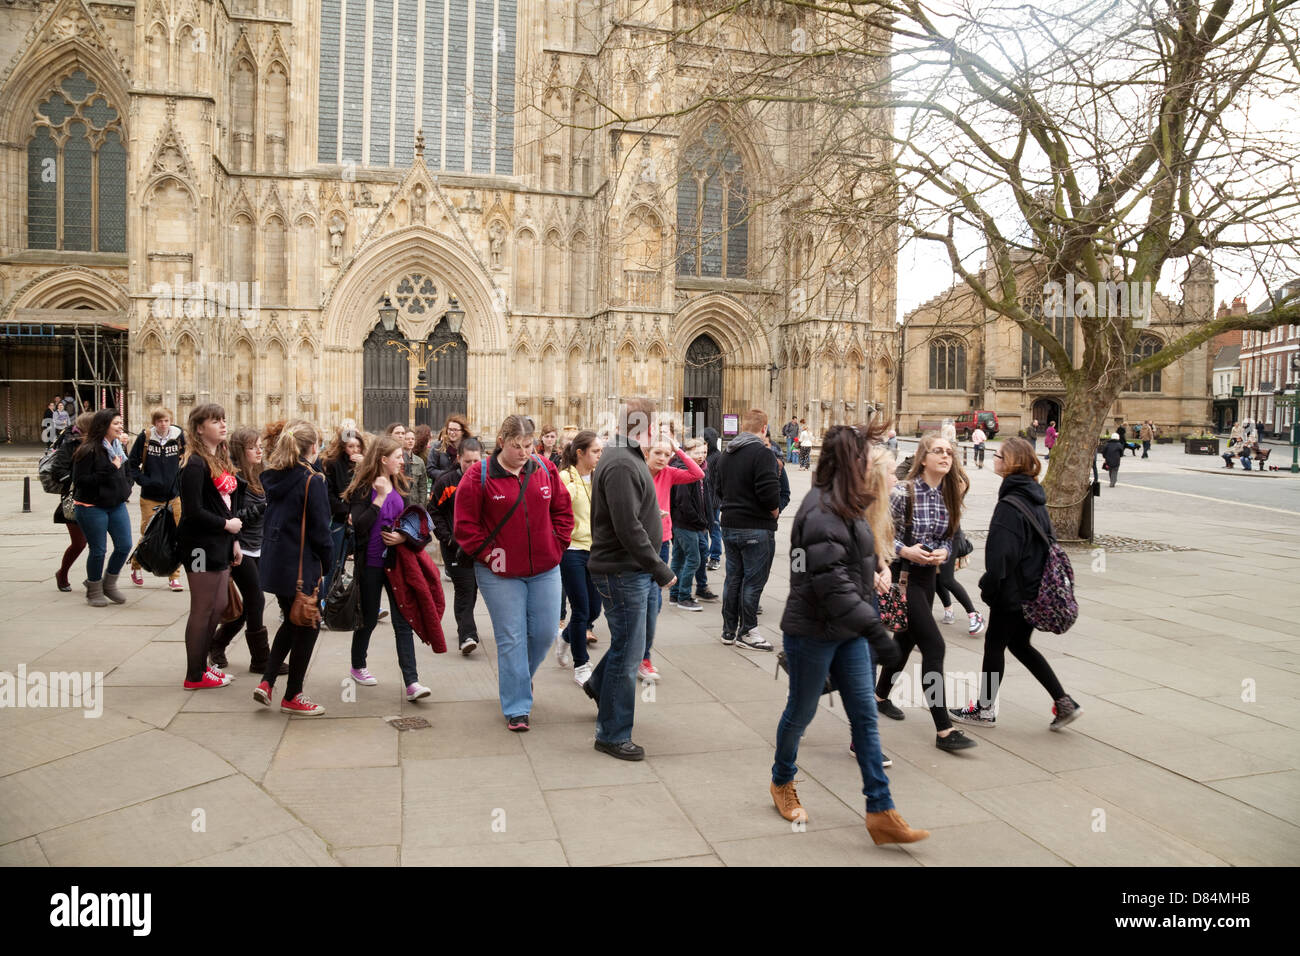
[70,408,133,608]
[1102,432,1125,486]
[1044,421,1058,459]
[970,424,987,469]
[873,433,978,753]
[254,421,333,714]
[937,544,985,636]
[321,426,366,609]
[950,437,1081,731]
[941,418,958,445]
[783,415,800,463]
[556,430,604,685]
[1140,420,1156,458]
[702,426,724,570]
[582,398,676,759]
[126,407,186,591]
[770,421,929,846]
[176,404,243,690]
[798,420,813,470]
[208,427,285,676]
[712,409,782,651]
[1026,419,1039,451]
[51,412,93,592]
[454,415,573,732]
[407,425,431,508]
[537,423,564,467]
[429,437,485,655]
[429,415,473,474]
[344,434,433,702]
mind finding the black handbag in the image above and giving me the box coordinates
[953,529,974,559]
[325,529,362,631]
[129,501,180,576]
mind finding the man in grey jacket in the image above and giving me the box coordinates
[583,398,676,760]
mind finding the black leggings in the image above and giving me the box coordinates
[263,592,321,699]
[875,565,952,731]
[978,604,1065,707]
[936,551,975,614]
[184,568,230,682]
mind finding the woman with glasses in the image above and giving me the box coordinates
[873,434,978,753]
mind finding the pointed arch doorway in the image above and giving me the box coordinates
[419,314,468,430]
[683,333,723,438]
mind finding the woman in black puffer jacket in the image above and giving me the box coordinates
[949,437,1081,731]
[771,423,928,846]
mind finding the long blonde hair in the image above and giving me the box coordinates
[904,433,968,537]
[344,434,410,501]
[267,419,319,471]
[181,403,234,477]
[864,445,896,565]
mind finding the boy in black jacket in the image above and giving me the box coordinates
[710,409,780,650]
[126,407,186,589]
[428,439,483,654]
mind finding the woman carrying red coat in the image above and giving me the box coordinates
[454,415,573,731]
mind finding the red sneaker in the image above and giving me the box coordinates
[130,569,144,587]
[280,693,324,716]
[183,671,231,690]
[253,681,272,706]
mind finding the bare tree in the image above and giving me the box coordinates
[575,0,1300,534]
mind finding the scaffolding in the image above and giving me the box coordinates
[1,321,128,443]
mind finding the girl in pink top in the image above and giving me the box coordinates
[638,438,705,681]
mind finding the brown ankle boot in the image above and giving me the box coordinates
[770,780,808,823]
[866,809,930,845]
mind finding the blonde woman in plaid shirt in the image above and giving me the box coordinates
[873,433,978,753]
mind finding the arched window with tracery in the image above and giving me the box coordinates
[928,337,967,391]
[26,70,126,252]
[676,120,749,279]
[1129,334,1162,392]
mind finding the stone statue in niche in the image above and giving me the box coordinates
[412,185,426,224]
[489,221,505,270]
[328,214,346,264]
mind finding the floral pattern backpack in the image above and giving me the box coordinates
[1003,497,1078,634]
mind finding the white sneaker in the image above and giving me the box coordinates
[573,662,593,686]
[556,629,572,667]
[969,612,986,636]
[942,608,956,625]
[735,629,774,651]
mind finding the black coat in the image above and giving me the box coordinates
[177,456,240,571]
[324,455,355,521]
[669,461,710,531]
[71,441,132,511]
[259,465,333,597]
[780,486,894,657]
[979,474,1051,608]
[429,464,467,562]
[1101,439,1125,469]
[51,428,81,524]
[711,433,780,531]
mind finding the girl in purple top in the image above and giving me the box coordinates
[344,435,432,702]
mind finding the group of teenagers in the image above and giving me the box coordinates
[47,397,1082,848]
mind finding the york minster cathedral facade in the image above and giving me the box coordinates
[0,0,897,442]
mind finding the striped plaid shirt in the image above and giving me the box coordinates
[891,477,952,557]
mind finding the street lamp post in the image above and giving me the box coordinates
[380,296,465,423]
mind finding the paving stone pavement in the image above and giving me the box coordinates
[1,459,1298,867]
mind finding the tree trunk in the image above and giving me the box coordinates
[1042,387,1119,538]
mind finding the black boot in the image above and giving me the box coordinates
[246,626,287,675]
[209,620,238,669]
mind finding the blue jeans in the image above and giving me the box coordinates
[709,508,722,562]
[78,501,131,581]
[475,564,562,718]
[773,633,894,813]
[559,549,598,668]
[589,571,655,743]
[695,530,710,591]
[645,540,670,661]
[351,565,419,686]
[670,527,705,602]
[721,527,775,638]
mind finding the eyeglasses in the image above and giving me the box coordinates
[993,453,1004,460]
[928,448,953,457]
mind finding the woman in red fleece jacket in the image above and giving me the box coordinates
[454,415,573,731]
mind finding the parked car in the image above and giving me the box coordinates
[953,410,999,440]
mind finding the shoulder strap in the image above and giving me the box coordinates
[296,471,311,588]
[904,480,916,548]
[1003,496,1053,547]
[470,457,534,563]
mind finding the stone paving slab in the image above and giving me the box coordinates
[4,463,1300,866]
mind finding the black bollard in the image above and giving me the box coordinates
[22,475,31,513]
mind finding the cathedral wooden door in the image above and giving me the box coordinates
[363,324,409,430]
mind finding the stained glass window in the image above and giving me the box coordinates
[676,122,749,278]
